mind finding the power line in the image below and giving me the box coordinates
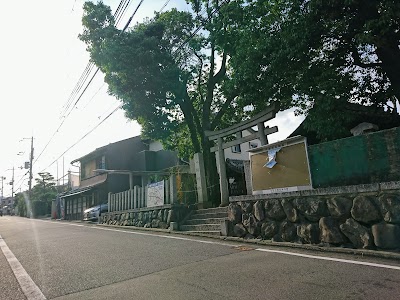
[36,0,187,173]
[35,0,136,166]
[41,104,123,172]
[122,0,144,31]
[159,0,171,12]
[61,0,132,118]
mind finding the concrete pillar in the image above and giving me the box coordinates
[169,174,177,204]
[193,153,209,208]
[141,176,147,207]
[129,173,133,190]
[133,186,138,209]
[243,160,253,195]
[257,122,268,145]
[129,189,133,209]
[217,137,229,206]
[165,178,170,204]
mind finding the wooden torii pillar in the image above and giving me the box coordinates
[205,105,278,206]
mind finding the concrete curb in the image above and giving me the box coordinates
[93,223,400,261]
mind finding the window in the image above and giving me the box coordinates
[96,156,106,170]
[231,144,241,153]
[249,142,258,149]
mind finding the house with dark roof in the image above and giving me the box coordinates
[61,136,182,220]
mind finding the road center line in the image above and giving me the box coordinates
[0,235,46,300]
[35,219,400,271]
[255,248,400,271]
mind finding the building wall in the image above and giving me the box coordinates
[308,127,400,188]
[149,140,163,152]
[106,136,149,171]
[82,160,96,180]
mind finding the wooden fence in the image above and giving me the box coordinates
[108,178,175,212]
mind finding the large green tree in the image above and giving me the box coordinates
[80,1,249,205]
[219,0,400,140]
[14,192,27,217]
[31,172,57,217]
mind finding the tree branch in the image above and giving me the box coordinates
[194,52,205,104]
[352,47,382,68]
[212,52,227,85]
[202,40,216,131]
[210,92,238,130]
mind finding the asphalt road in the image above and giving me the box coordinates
[1,216,400,300]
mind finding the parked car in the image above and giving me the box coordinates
[83,203,108,221]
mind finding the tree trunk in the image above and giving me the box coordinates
[376,40,400,101]
[202,139,220,207]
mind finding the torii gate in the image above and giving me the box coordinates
[205,105,278,206]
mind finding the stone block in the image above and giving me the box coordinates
[379,193,400,224]
[281,220,296,242]
[233,223,247,237]
[327,196,352,218]
[351,195,382,224]
[295,198,328,222]
[265,199,286,220]
[253,200,265,221]
[261,221,278,239]
[340,218,373,249]
[281,199,299,222]
[372,223,400,249]
[169,221,179,231]
[297,223,320,244]
[227,203,242,224]
[319,217,345,244]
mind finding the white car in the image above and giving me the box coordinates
[83,204,108,221]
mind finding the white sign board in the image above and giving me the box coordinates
[147,181,165,207]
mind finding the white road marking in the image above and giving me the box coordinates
[255,248,400,271]
[0,235,46,300]
[32,218,400,271]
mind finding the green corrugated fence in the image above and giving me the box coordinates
[308,127,400,188]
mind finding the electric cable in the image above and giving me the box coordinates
[35,0,135,165]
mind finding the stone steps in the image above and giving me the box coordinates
[182,231,221,236]
[189,212,228,220]
[180,207,228,236]
[185,218,227,225]
[180,223,222,231]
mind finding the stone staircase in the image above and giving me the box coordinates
[179,207,228,236]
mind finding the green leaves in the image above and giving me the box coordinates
[219,0,400,140]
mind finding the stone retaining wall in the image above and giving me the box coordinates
[100,204,191,229]
[228,182,400,250]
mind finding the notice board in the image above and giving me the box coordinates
[249,136,312,194]
[147,181,165,207]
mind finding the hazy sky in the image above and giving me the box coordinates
[0,0,303,197]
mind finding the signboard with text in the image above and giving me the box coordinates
[147,181,165,207]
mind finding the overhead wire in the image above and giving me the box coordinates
[39,0,149,172]
[61,0,132,118]
[159,0,171,12]
[40,0,229,172]
[41,104,123,172]
[34,0,134,166]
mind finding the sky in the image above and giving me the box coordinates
[0,0,303,198]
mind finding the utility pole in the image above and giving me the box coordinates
[0,176,5,199]
[10,167,14,198]
[28,136,34,201]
